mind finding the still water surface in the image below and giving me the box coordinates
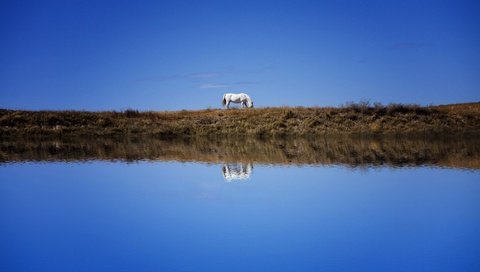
[1,137,479,271]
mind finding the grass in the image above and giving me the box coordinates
[1,102,479,138]
[1,134,479,169]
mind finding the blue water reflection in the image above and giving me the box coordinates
[1,162,479,272]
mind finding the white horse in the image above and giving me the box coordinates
[222,93,254,109]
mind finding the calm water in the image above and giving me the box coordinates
[1,137,480,271]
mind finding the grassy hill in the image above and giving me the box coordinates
[1,102,479,138]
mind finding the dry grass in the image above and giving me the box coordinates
[1,102,479,138]
[1,135,479,169]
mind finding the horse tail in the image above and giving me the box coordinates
[221,94,226,106]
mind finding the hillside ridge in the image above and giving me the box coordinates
[1,102,479,137]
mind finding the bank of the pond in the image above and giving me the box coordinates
[1,102,479,137]
[1,135,480,169]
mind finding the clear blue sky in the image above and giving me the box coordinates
[1,0,479,110]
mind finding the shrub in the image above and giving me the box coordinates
[124,109,140,118]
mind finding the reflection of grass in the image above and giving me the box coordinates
[1,102,479,137]
[1,135,479,169]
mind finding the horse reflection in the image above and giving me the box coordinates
[222,163,253,181]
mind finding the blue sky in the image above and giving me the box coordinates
[0,0,479,110]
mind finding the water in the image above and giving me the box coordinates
[1,137,479,271]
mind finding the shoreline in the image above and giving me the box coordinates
[1,102,479,138]
[1,134,479,169]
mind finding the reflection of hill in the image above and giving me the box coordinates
[1,136,479,169]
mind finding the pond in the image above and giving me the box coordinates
[1,136,479,272]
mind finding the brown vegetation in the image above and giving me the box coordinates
[1,135,479,169]
[0,102,479,138]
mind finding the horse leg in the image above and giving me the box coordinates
[227,101,230,109]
